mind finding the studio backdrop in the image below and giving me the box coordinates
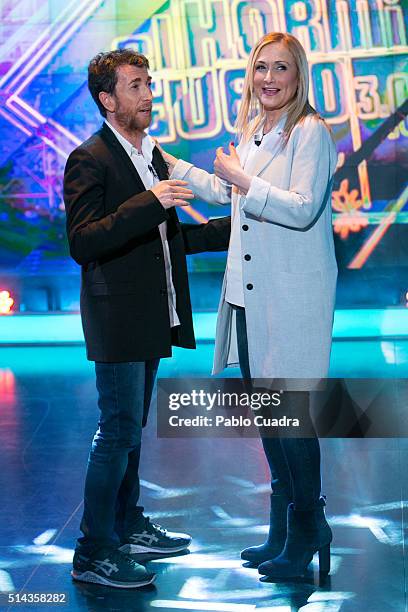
[0,0,407,312]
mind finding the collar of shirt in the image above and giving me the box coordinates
[105,120,155,164]
[253,113,286,142]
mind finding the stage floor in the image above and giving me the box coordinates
[0,340,406,612]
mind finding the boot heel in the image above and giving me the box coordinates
[318,543,330,574]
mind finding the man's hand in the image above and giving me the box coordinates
[151,179,194,209]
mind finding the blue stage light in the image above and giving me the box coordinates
[0,310,407,345]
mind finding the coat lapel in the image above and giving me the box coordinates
[244,134,284,177]
[100,123,146,193]
[243,115,286,177]
[100,124,179,229]
[152,146,169,181]
[151,144,180,233]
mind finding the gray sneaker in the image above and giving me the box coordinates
[119,517,192,554]
[71,547,155,588]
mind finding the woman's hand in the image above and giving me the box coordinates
[214,143,251,193]
[153,138,178,174]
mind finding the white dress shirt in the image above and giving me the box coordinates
[225,118,285,307]
[105,121,180,327]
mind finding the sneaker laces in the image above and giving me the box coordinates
[144,517,167,536]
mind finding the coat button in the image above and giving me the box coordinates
[246,283,253,290]
[154,253,162,260]
[242,224,249,231]
[160,289,167,296]
[244,254,251,261]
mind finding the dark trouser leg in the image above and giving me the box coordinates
[236,306,291,563]
[115,359,159,536]
[235,306,322,508]
[235,305,293,500]
[281,437,321,510]
[114,444,142,539]
[76,360,158,555]
[260,438,293,500]
[235,305,251,384]
[274,389,322,509]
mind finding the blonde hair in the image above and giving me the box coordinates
[236,32,317,144]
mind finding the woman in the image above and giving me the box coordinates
[159,32,338,579]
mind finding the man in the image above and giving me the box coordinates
[64,49,229,588]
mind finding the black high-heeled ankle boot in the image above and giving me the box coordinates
[258,496,332,578]
[241,494,289,565]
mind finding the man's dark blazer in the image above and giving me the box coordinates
[64,123,230,362]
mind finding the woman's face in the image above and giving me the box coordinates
[252,42,299,113]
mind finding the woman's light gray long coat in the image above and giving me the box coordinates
[172,115,338,379]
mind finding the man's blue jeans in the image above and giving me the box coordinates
[76,359,159,555]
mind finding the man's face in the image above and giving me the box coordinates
[107,64,153,131]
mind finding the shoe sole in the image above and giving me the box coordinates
[118,541,191,555]
[71,570,156,588]
[241,554,275,564]
[242,560,261,568]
